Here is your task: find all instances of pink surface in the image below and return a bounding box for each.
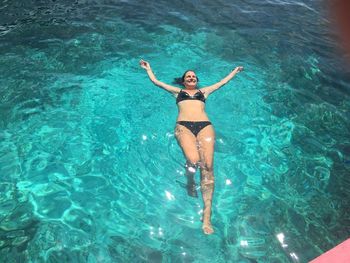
[310,238,350,263]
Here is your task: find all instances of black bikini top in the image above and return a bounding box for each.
[176,89,206,104]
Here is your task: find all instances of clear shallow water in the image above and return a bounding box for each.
[1,0,350,262]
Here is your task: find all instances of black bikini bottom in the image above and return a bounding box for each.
[176,121,212,137]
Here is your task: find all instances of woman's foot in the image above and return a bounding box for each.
[201,206,214,234]
[187,182,198,197]
[202,222,214,235]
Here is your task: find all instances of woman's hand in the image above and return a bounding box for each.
[140,59,151,70]
[233,66,244,73]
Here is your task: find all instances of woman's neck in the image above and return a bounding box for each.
[184,86,197,90]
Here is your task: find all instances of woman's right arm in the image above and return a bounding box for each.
[140,59,181,95]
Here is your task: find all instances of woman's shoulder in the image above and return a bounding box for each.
[198,88,208,97]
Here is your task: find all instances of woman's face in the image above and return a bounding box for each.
[183,71,197,89]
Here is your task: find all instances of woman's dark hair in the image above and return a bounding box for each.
[173,70,199,86]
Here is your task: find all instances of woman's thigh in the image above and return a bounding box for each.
[196,125,215,169]
[174,124,200,163]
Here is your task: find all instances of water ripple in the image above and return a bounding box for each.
[1,0,349,262]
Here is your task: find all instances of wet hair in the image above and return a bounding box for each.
[173,70,199,86]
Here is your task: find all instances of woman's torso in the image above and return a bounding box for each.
[175,89,210,122]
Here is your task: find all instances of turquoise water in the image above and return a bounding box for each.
[1,0,350,262]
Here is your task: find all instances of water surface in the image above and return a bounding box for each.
[1,0,350,262]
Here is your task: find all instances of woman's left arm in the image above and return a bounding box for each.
[200,66,243,96]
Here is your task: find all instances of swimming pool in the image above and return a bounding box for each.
[1,0,350,262]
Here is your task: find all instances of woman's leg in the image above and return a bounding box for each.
[196,125,215,234]
[175,124,201,197]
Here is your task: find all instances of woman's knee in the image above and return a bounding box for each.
[199,162,213,172]
[200,163,214,182]
[185,159,200,174]
[186,154,201,166]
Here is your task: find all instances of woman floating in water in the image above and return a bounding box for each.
[140,59,243,235]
